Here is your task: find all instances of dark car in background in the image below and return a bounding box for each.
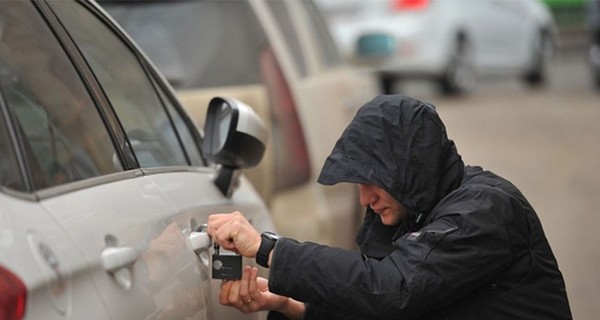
[587,0,600,88]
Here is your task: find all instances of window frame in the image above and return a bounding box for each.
[47,0,207,168]
[96,0,207,168]
[37,0,137,171]
[0,85,32,197]
[0,0,131,198]
[266,0,309,78]
[296,0,343,70]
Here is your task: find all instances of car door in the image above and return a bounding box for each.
[0,1,159,318]
[263,0,378,248]
[0,33,112,317]
[140,75,275,320]
[46,1,274,319]
[491,0,539,69]
[466,0,528,71]
[0,194,113,320]
[295,0,381,246]
[35,1,212,319]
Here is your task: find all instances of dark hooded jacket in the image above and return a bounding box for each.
[267,95,572,320]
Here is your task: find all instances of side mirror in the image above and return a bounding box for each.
[203,97,267,197]
[355,33,395,58]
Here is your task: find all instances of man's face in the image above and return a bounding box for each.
[359,184,408,226]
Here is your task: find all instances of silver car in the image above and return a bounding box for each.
[0,1,273,319]
[317,0,558,95]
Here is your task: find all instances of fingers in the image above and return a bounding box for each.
[207,211,241,236]
[219,267,263,313]
[227,278,242,307]
[219,280,234,306]
[256,276,269,292]
[248,267,259,298]
[207,211,261,257]
[239,266,253,305]
[207,212,243,251]
[207,211,243,240]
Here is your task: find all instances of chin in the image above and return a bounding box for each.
[380,216,400,226]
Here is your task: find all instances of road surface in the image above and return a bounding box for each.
[398,48,599,320]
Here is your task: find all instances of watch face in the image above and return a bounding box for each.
[263,231,280,241]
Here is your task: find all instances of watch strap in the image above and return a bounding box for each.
[256,232,278,268]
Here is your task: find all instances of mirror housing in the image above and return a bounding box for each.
[355,32,395,58]
[203,97,267,197]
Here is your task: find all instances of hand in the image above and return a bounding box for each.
[207,211,261,258]
[220,266,289,314]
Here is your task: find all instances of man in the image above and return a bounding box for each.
[207,95,572,319]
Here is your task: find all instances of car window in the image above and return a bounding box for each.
[49,1,189,168]
[101,1,269,90]
[298,0,342,69]
[0,103,25,191]
[266,0,309,78]
[153,77,204,166]
[0,1,122,191]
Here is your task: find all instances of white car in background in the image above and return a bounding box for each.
[101,0,381,250]
[316,0,558,95]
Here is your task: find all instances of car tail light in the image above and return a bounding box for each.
[259,46,311,190]
[0,265,27,320]
[391,0,430,10]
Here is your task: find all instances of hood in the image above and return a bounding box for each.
[317,95,464,256]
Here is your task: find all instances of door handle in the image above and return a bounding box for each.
[101,246,137,273]
[190,225,211,268]
[189,231,211,253]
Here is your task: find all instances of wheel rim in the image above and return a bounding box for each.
[445,39,476,93]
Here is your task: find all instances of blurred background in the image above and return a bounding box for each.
[319,0,600,320]
[102,0,598,318]
[319,0,598,319]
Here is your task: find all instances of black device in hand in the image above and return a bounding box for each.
[212,243,242,280]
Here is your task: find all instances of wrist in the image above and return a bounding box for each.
[252,233,261,258]
[275,297,305,320]
[256,231,280,268]
[268,250,274,268]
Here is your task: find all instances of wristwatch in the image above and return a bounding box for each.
[256,231,280,268]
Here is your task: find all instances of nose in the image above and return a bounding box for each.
[359,184,377,207]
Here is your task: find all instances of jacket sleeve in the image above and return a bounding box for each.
[267,304,362,320]
[268,188,517,318]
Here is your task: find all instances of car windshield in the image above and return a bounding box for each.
[101,0,268,90]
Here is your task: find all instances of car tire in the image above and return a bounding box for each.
[523,29,552,87]
[380,73,397,94]
[438,36,476,96]
[590,42,600,90]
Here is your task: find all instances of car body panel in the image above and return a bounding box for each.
[40,173,209,320]
[147,171,273,320]
[0,192,112,319]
